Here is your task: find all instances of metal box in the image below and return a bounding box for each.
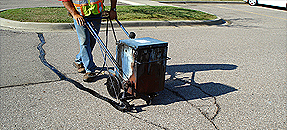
[116,37,168,95]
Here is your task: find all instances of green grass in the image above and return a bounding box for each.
[117,6,217,21]
[0,6,217,23]
[0,7,71,23]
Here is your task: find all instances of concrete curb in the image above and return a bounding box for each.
[0,7,225,32]
[108,18,225,27]
[0,17,75,31]
[0,17,225,32]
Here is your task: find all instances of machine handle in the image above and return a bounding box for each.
[115,19,136,39]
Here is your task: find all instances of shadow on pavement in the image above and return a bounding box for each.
[37,33,238,112]
[37,33,122,110]
[152,64,238,105]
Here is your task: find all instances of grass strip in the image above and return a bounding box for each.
[0,6,217,23]
[0,7,70,23]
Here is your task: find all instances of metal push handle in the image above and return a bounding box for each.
[115,19,136,39]
[83,17,138,80]
[83,17,135,39]
[84,18,127,79]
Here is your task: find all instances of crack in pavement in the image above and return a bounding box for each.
[36,33,167,129]
[0,80,62,89]
[164,64,238,129]
[36,32,226,129]
[36,32,120,108]
[127,113,168,130]
[165,77,220,130]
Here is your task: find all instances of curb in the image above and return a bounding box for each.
[0,7,225,32]
[0,17,225,32]
[0,8,75,32]
[0,17,75,31]
[108,18,225,27]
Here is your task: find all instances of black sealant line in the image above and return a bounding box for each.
[37,33,66,80]
[36,33,167,129]
[36,33,119,109]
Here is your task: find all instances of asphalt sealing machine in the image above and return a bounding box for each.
[85,17,169,111]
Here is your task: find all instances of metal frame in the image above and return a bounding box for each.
[85,17,142,111]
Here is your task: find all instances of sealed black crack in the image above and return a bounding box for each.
[36,33,166,129]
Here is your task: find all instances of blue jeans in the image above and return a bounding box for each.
[73,14,101,73]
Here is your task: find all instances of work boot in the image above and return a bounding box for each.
[73,62,85,73]
[83,72,97,82]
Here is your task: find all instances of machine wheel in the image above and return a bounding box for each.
[248,0,257,6]
[142,93,159,105]
[118,100,132,111]
[141,95,153,105]
[106,75,121,99]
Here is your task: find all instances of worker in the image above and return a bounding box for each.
[59,0,117,82]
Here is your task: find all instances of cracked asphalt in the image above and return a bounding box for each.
[1,0,286,129]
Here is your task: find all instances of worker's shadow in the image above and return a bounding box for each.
[152,64,238,105]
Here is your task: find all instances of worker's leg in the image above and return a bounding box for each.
[74,19,97,73]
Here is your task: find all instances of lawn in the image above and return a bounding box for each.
[0,6,217,23]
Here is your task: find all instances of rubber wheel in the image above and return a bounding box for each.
[248,0,257,6]
[106,75,121,99]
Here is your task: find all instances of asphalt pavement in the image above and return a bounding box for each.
[0,0,286,129]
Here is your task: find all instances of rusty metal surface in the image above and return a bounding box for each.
[117,37,168,95]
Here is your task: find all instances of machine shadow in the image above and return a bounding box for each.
[151,64,238,105]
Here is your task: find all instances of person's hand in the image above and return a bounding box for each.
[109,10,117,20]
[73,14,86,26]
